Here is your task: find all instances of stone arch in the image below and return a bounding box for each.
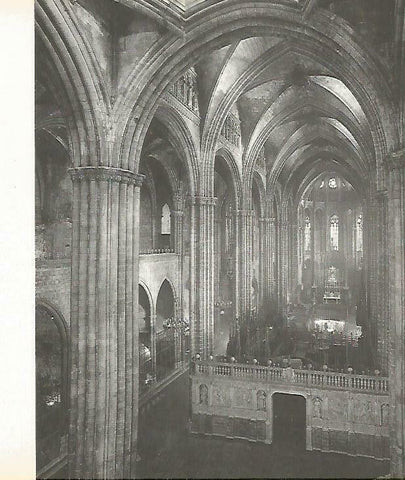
[252,171,266,218]
[35,299,70,469]
[143,153,177,208]
[112,5,397,183]
[288,158,367,208]
[138,281,155,321]
[156,278,177,332]
[154,102,199,197]
[36,1,107,165]
[139,180,155,252]
[258,126,369,199]
[214,147,243,208]
[35,298,69,381]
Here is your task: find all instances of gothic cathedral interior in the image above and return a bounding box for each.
[35,0,405,478]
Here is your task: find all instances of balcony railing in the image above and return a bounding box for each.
[140,248,175,254]
[193,360,389,394]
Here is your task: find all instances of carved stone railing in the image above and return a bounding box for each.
[140,248,175,254]
[220,113,241,147]
[193,361,389,394]
[168,68,199,114]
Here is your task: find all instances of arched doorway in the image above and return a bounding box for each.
[214,153,239,355]
[35,303,68,471]
[139,284,153,392]
[272,393,306,450]
[156,279,176,380]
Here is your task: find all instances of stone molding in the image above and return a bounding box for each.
[189,195,218,206]
[384,149,405,171]
[237,209,254,217]
[69,166,145,186]
[171,210,184,217]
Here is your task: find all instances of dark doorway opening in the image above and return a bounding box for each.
[272,393,306,450]
[156,279,176,380]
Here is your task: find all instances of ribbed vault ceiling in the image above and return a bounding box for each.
[194,32,376,190]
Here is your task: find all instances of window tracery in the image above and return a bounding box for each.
[330,214,339,251]
[161,203,171,235]
[356,214,363,252]
[220,113,241,147]
[304,216,311,252]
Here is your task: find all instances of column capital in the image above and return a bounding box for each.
[171,210,184,218]
[194,196,218,206]
[237,209,254,217]
[384,149,405,172]
[375,189,388,200]
[173,192,185,210]
[69,166,145,186]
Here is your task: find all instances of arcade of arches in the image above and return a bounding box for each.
[35,0,405,478]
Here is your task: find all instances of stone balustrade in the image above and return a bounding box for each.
[193,360,389,394]
[140,248,175,254]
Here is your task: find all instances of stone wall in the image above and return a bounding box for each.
[139,253,185,316]
[190,369,390,460]
[35,259,71,326]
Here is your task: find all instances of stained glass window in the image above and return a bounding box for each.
[356,214,363,252]
[161,203,171,234]
[304,216,311,251]
[330,214,339,250]
[329,177,337,189]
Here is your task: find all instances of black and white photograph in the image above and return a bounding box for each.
[1,0,405,478]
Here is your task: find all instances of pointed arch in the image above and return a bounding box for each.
[36,0,107,165]
[214,147,243,208]
[154,101,199,197]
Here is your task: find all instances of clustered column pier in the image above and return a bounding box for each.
[68,167,144,479]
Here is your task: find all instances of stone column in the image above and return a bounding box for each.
[172,199,184,320]
[69,167,144,479]
[258,217,267,306]
[297,225,303,289]
[196,196,217,357]
[233,207,240,319]
[237,209,253,314]
[268,217,277,307]
[173,297,183,369]
[150,313,157,379]
[364,195,380,367]
[214,216,222,305]
[172,206,184,256]
[375,190,389,373]
[279,203,290,309]
[384,150,405,478]
[188,196,197,356]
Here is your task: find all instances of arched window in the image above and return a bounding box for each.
[161,203,171,235]
[330,214,339,251]
[199,384,208,405]
[356,214,363,252]
[328,177,337,189]
[327,265,338,285]
[257,390,267,411]
[304,216,311,252]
